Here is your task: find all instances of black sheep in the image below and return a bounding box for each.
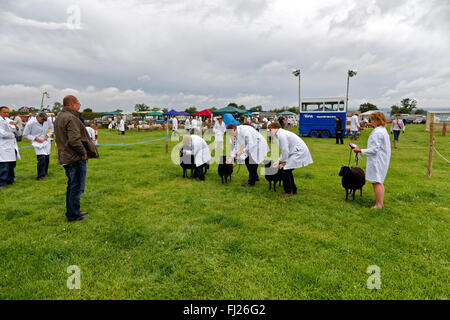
[218,156,233,184]
[263,160,283,192]
[180,148,209,178]
[180,148,195,178]
[339,166,366,200]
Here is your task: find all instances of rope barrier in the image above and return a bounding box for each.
[99,131,165,139]
[434,147,450,163]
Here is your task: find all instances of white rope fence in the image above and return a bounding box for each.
[434,147,450,163]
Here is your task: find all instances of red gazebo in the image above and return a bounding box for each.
[193,109,212,119]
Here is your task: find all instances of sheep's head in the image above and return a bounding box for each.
[263,160,273,168]
[339,166,351,176]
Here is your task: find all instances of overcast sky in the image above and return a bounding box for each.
[1,0,449,112]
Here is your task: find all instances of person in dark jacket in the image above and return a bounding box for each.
[335,116,344,145]
[54,95,99,222]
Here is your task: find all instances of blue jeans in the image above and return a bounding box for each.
[64,160,87,221]
[393,130,401,141]
[0,161,16,186]
[37,155,50,179]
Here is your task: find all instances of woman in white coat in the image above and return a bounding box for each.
[182,134,211,181]
[23,112,53,180]
[354,112,391,209]
[0,106,21,189]
[213,116,227,152]
[226,123,269,187]
[269,122,313,197]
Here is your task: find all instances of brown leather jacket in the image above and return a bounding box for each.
[54,107,99,165]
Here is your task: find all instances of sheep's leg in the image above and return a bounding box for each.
[360,188,363,197]
[279,180,282,187]
[352,189,356,200]
[229,175,232,182]
[345,189,348,200]
[221,176,224,184]
[269,181,271,190]
[183,168,186,178]
[274,182,277,192]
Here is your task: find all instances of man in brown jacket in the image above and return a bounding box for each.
[55,95,99,222]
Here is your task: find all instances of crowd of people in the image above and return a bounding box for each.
[1,95,395,224]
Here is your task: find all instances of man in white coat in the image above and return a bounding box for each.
[0,106,21,189]
[191,117,199,134]
[268,122,313,197]
[23,112,53,180]
[213,116,227,152]
[182,134,211,181]
[184,117,191,133]
[171,115,179,138]
[226,123,269,187]
[350,112,360,140]
[117,116,125,135]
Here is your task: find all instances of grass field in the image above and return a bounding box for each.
[0,124,448,300]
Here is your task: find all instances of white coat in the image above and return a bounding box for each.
[350,115,359,131]
[118,120,125,131]
[0,117,21,162]
[185,119,190,130]
[23,119,53,155]
[191,119,198,129]
[275,129,313,170]
[362,126,391,184]
[213,121,226,142]
[185,135,211,167]
[172,118,178,131]
[86,127,96,143]
[233,125,269,164]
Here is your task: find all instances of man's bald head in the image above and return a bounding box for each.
[63,95,80,111]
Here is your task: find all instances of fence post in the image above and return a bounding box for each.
[427,113,435,178]
[166,117,169,154]
[443,123,447,137]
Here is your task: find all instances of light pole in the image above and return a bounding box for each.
[346,70,357,110]
[40,91,50,111]
[292,69,301,114]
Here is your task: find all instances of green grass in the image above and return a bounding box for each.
[0,125,448,299]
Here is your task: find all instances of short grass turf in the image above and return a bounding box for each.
[0,124,448,299]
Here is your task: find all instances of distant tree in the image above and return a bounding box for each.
[227,103,238,108]
[415,108,426,115]
[151,107,160,112]
[359,102,378,114]
[400,98,417,113]
[390,105,409,116]
[237,105,246,110]
[162,108,168,113]
[135,103,150,112]
[185,107,197,114]
[210,107,217,112]
[250,106,263,111]
[114,109,123,113]
[52,102,62,114]
[83,108,93,113]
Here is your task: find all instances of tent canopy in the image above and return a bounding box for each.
[213,106,247,115]
[193,109,212,118]
[278,111,297,116]
[164,109,191,116]
[223,113,241,126]
[103,112,123,116]
[146,111,163,116]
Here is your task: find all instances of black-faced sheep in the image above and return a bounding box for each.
[180,148,195,178]
[263,160,283,192]
[339,166,366,200]
[218,156,233,184]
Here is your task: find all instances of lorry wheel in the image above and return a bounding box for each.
[310,131,319,138]
[321,131,330,138]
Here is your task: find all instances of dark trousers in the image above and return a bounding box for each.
[0,161,16,186]
[64,160,87,221]
[336,132,344,144]
[37,155,50,179]
[245,156,259,185]
[282,169,297,194]
[194,165,205,181]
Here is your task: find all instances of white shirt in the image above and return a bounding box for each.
[172,118,178,131]
[362,126,391,184]
[118,120,125,131]
[232,125,269,164]
[0,116,21,162]
[185,135,211,167]
[191,119,198,129]
[275,129,313,170]
[391,119,405,132]
[213,121,227,142]
[85,127,96,143]
[23,119,53,155]
[185,119,190,130]
[350,115,359,131]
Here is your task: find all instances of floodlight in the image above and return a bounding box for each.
[292,69,301,77]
